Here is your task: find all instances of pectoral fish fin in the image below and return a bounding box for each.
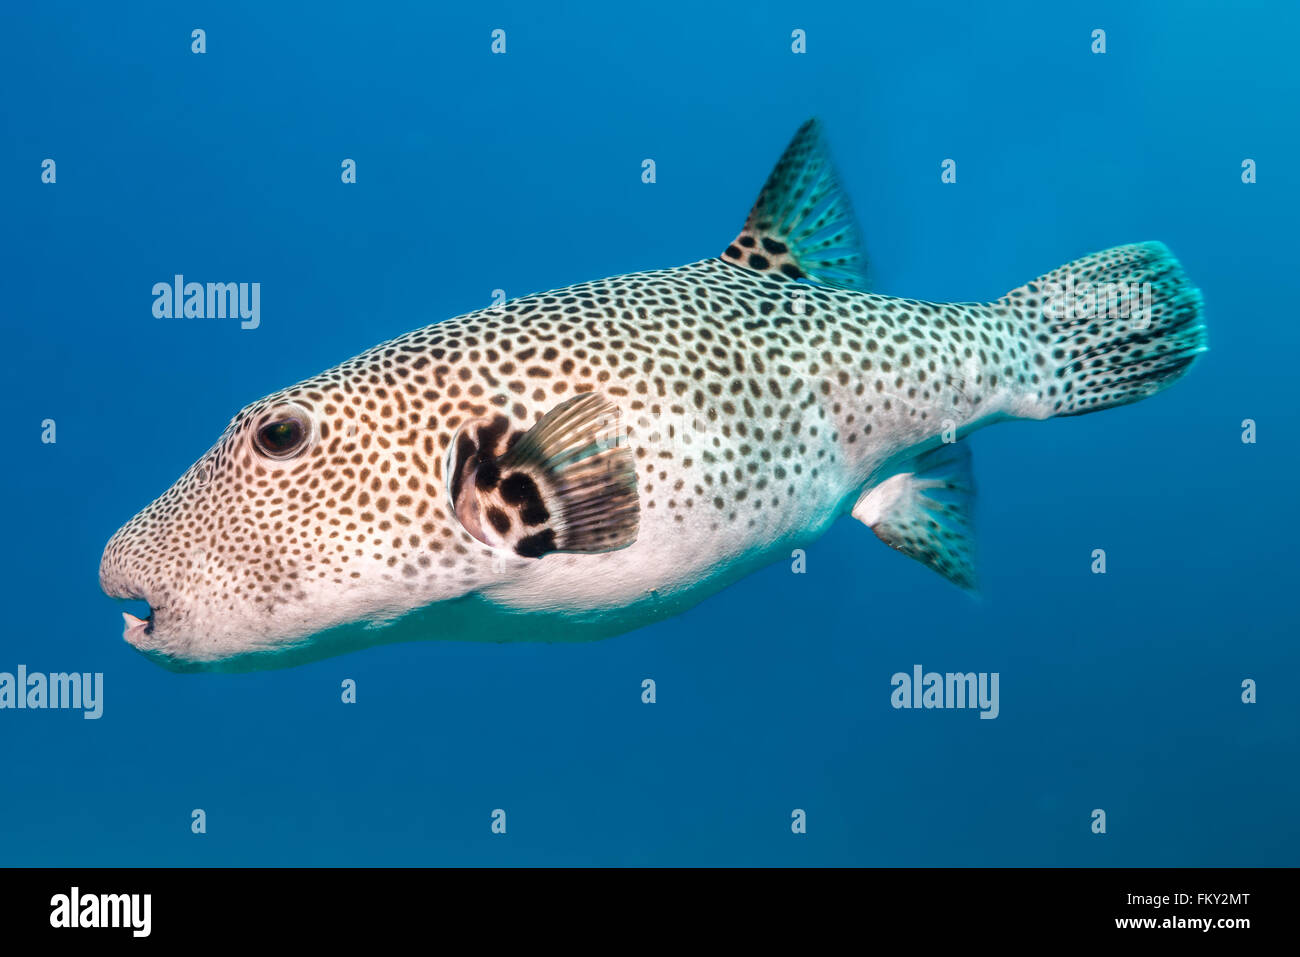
[852,441,976,590]
[720,117,871,291]
[449,392,639,558]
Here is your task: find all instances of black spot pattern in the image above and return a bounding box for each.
[500,473,550,526]
[516,529,557,558]
[99,227,1202,664]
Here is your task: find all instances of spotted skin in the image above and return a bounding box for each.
[100,126,1205,670]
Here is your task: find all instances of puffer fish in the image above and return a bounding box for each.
[100,119,1207,671]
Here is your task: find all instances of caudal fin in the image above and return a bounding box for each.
[1001,242,1206,418]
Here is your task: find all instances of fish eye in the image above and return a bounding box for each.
[252,405,314,460]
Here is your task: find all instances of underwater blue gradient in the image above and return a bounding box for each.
[1,0,1297,865]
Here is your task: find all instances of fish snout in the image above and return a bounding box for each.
[99,529,161,649]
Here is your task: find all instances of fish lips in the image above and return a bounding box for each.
[101,576,163,652]
[112,596,167,655]
[121,608,156,645]
[113,600,211,669]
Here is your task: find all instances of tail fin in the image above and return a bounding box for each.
[1001,242,1206,418]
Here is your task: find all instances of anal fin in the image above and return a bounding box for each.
[852,441,976,590]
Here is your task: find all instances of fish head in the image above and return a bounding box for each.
[98,366,504,670]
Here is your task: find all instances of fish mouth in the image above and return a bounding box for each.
[108,589,160,650]
[122,607,155,642]
[100,531,169,652]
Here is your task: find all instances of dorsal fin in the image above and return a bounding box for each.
[720,118,871,291]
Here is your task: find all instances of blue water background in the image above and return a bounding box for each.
[2,0,1296,864]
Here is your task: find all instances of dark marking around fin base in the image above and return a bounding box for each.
[719,117,871,292]
[449,392,640,559]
